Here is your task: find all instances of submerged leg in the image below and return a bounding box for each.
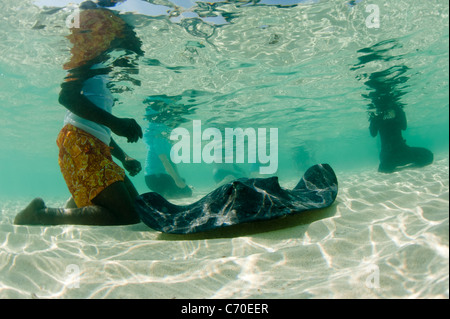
[145,174,192,199]
[14,181,140,226]
[406,146,433,168]
[378,146,433,173]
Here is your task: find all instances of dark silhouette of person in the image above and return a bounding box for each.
[369,103,433,173]
[354,40,433,173]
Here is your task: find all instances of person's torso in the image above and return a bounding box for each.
[64,71,114,145]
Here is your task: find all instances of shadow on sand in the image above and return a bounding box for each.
[130,203,338,241]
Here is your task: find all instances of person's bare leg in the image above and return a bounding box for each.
[91,180,139,225]
[123,175,139,200]
[14,200,121,226]
[14,181,140,226]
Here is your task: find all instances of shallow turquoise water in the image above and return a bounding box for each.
[1,0,448,198]
[0,0,448,299]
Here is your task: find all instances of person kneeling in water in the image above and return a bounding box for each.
[369,105,433,173]
[15,0,144,225]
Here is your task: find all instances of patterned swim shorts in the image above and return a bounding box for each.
[56,124,125,207]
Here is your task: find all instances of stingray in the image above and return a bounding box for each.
[135,163,338,234]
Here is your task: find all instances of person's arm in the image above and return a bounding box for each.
[369,114,379,137]
[110,138,142,176]
[158,154,187,189]
[397,107,407,131]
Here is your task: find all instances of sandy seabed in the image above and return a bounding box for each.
[0,157,448,299]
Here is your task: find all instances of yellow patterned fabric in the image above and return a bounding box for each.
[56,124,125,207]
[64,8,125,70]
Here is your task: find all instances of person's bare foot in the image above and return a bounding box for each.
[14,198,47,225]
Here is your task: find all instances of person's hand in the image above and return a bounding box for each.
[110,118,143,143]
[122,156,142,176]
